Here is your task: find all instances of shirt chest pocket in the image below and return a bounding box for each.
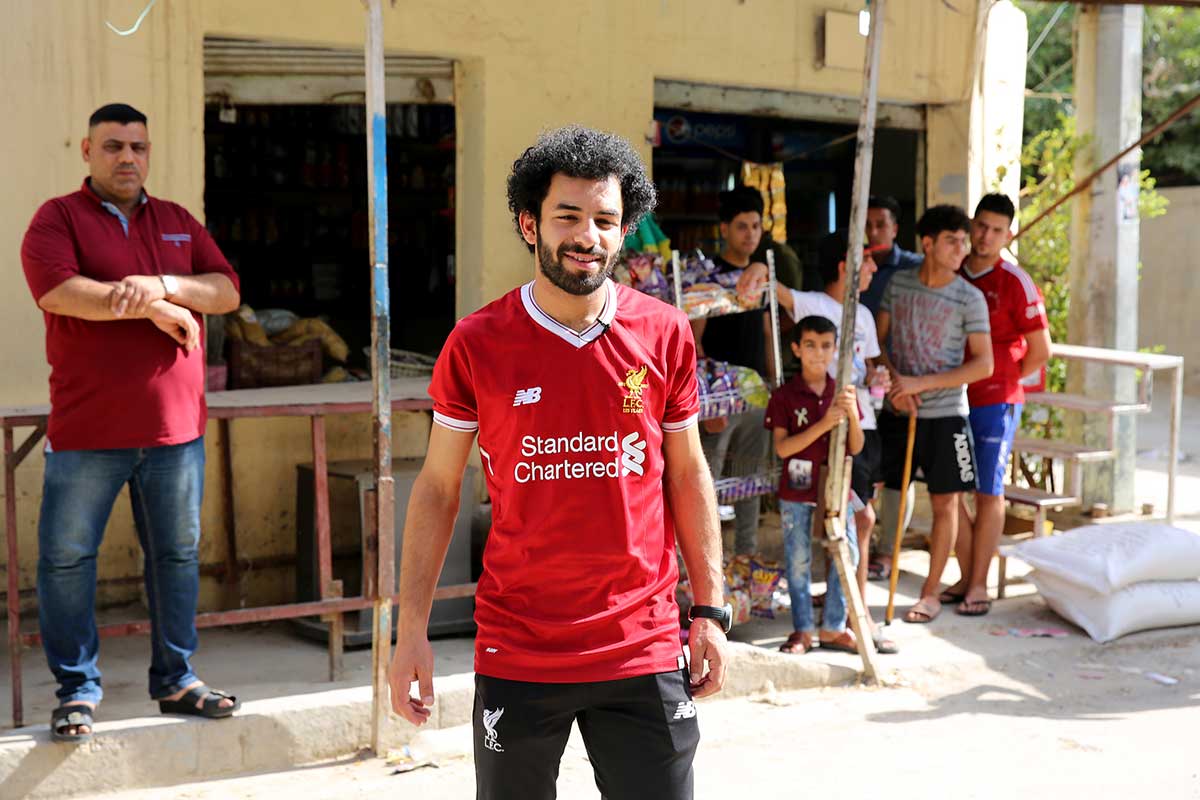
[154,233,195,275]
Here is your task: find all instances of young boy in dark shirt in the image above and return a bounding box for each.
[765,316,863,655]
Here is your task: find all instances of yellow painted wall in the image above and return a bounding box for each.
[1,0,1015,612]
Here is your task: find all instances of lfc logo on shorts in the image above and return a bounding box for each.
[618,364,649,415]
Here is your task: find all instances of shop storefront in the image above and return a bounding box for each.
[202,37,457,388]
[650,81,925,291]
[2,0,1026,618]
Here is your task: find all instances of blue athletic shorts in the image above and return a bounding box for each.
[969,403,1022,496]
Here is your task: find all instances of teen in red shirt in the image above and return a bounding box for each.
[388,126,727,800]
[949,193,1051,618]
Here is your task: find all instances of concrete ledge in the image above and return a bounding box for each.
[0,643,853,798]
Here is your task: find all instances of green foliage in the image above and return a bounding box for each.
[1015,1,1200,186]
[1006,115,1167,486]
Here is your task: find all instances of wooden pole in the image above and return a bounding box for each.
[825,457,880,683]
[820,0,886,682]
[885,413,917,625]
[363,0,395,756]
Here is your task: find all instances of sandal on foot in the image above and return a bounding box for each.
[51,704,94,743]
[938,587,967,604]
[779,631,812,655]
[872,632,900,654]
[818,632,860,654]
[956,598,992,617]
[867,559,889,581]
[158,685,240,718]
[904,598,942,624]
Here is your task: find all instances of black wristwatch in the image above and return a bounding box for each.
[688,603,733,634]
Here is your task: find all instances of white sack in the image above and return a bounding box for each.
[1029,571,1200,643]
[1000,522,1200,593]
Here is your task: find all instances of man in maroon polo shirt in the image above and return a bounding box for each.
[20,103,241,742]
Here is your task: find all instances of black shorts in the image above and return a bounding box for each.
[473,668,700,800]
[879,411,978,495]
[851,429,882,502]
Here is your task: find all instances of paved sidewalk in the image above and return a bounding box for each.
[2,390,1197,798]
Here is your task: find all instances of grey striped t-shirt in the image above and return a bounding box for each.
[881,268,990,418]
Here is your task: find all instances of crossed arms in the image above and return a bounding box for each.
[38,273,240,351]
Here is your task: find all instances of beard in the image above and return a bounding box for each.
[536,229,614,296]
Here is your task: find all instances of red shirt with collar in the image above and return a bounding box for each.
[764,373,844,504]
[430,279,700,683]
[20,179,239,450]
[963,257,1048,407]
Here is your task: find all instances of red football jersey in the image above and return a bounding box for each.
[430,279,700,683]
[964,258,1048,407]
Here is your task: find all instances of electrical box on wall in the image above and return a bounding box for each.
[822,10,868,71]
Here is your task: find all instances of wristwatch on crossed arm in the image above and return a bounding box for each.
[688,603,733,634]
[160,274,179,299]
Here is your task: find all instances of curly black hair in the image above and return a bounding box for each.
[917,204,971,241]
[506,126,657,252]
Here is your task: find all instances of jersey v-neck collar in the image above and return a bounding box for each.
[963,256,1003,281]
[520,279,618,349]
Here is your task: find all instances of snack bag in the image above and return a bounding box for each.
[724,554,753,592]
[749,558,784,619]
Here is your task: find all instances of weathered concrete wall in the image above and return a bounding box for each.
[1139,186,1200,395]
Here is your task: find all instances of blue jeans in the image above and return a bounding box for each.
[37,437,205,705]
[779,499,859,634]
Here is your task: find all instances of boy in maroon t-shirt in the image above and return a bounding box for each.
[764,316,863,655]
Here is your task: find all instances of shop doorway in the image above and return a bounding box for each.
[651,102,922,291]
[203,37,456,385]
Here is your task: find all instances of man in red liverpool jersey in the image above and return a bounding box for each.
[388,126,728,800]
[947,193,1051,617]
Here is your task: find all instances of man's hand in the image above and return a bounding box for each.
[889,373,927,401]
[108,275,167,318]
[889,392,920,416]
[146,301,200,351]
[736,262,768,303]
[388,632,436,725]
[687,617,728,699]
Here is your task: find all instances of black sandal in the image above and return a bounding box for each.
[51,704,95,743]
[158,685,240,718]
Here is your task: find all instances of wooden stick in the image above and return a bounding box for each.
[885,412,918,624]
[825,456,879,684]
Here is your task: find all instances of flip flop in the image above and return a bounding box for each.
[158,684,240,719]
[938,588,967,604]
[867,559,889,581]
[904,598,941,624]
[956,598,992,617]
[51,704,95,743]
[818,633,860,654]
[779,631,812,655]
[872,630,900,654]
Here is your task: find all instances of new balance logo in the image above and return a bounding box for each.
[485,647,499,654]
[482,707,505,752]
[672,700,697,720]
[513,387,542,406]
[620,432,647,477]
